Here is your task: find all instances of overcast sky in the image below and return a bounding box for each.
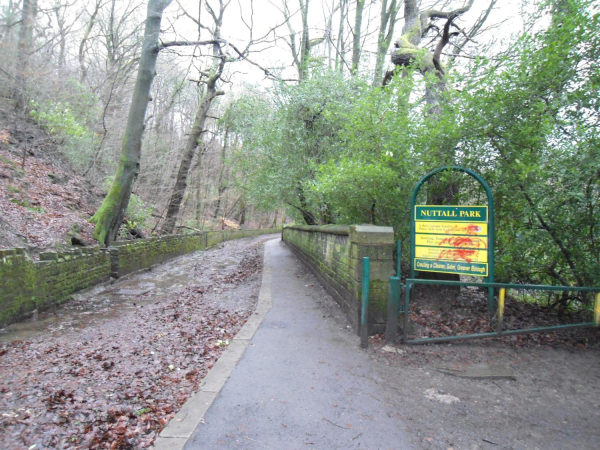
[162,0,527,89]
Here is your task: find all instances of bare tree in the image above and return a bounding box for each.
[212,127,233,220]
[350,0,365,74]
[159,0,289,233]
[281,0,325,81]
[335,0,348,72]
[373,0,401,85]
[159,0,229,235]
[79,0,105,81]
[50,0,80,71]
[389,0,474,116]
[13,0,38,110]
[90,0,173,246]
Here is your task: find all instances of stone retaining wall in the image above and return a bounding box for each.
[283,224,394,333]
[0,229,278,327]
[111,229,277,278]
[0,246,111,326]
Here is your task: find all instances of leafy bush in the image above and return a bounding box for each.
[228,0,600,309]
[123,193,155,233]
[29,79,99,171]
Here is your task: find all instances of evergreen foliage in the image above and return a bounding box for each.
[228,0,600,305]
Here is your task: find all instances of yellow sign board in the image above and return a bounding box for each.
[413,204,490,277]
[415,246,488,263]
[415,222,487,236]
[415,234,488,249]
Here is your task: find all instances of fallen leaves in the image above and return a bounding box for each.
[0,241,265,448]
[0,148,97,250]
[378,286,600,358]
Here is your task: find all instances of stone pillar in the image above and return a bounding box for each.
[349,225,395,334]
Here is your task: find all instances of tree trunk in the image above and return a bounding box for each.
[350,0,365,74]
[373,0,399,86]
[213,129,229,220]
[160,65,225,234]
[335,0,347,72]
[90,0,173,246]
[389,0,474,286]
[13,0,37,111]
[161,90,216,234]
[298,0,311,81]
[160,0,228,234]
[79,0,102,82]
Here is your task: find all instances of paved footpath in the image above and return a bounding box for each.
[156,238,412,450]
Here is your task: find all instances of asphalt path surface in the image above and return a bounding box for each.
[184,238,412,449]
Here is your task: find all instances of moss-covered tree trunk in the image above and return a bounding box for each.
[350,0,366,74]
[389,0,473,287]
[389,0,474,186]
[90,0,172,246]
[373,0,400,86]
[212,128,230,220]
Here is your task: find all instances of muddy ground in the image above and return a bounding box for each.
[2,235,599,449]
[295,267,600,450]
[0,234,276,449]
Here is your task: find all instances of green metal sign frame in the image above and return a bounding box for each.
[409,166,496,312]
[382,165,600,345]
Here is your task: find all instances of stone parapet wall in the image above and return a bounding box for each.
[283,225,394,333]
[0,229,279,327]
[109,234,206,278]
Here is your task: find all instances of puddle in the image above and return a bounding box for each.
[212,259,237,270]
[0,292,155,343]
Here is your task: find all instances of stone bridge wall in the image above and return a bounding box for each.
[0,229,278,327]
[282,225,394,333]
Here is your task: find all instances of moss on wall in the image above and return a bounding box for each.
[0,247,111,326]
[0,229,279,327]
[283,225,394,334]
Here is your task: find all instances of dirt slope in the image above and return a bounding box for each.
[0,109,100,252]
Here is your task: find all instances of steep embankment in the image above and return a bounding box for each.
[0,109,100,252]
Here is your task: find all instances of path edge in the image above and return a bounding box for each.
[152,239,276,450]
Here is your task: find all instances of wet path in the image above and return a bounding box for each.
[0,234,278,449]
[0,235,276,342]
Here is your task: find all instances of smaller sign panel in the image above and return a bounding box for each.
[415,222,488,236]
[415,234,488,249]
[414,259,488,276]
[415,246,488,263]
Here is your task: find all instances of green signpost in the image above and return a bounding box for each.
[383,165,600,345]
[410,166,495,312]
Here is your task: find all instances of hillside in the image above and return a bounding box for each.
[0,109,100,253]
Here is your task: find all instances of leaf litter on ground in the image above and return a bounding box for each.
[0,237,267,449]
